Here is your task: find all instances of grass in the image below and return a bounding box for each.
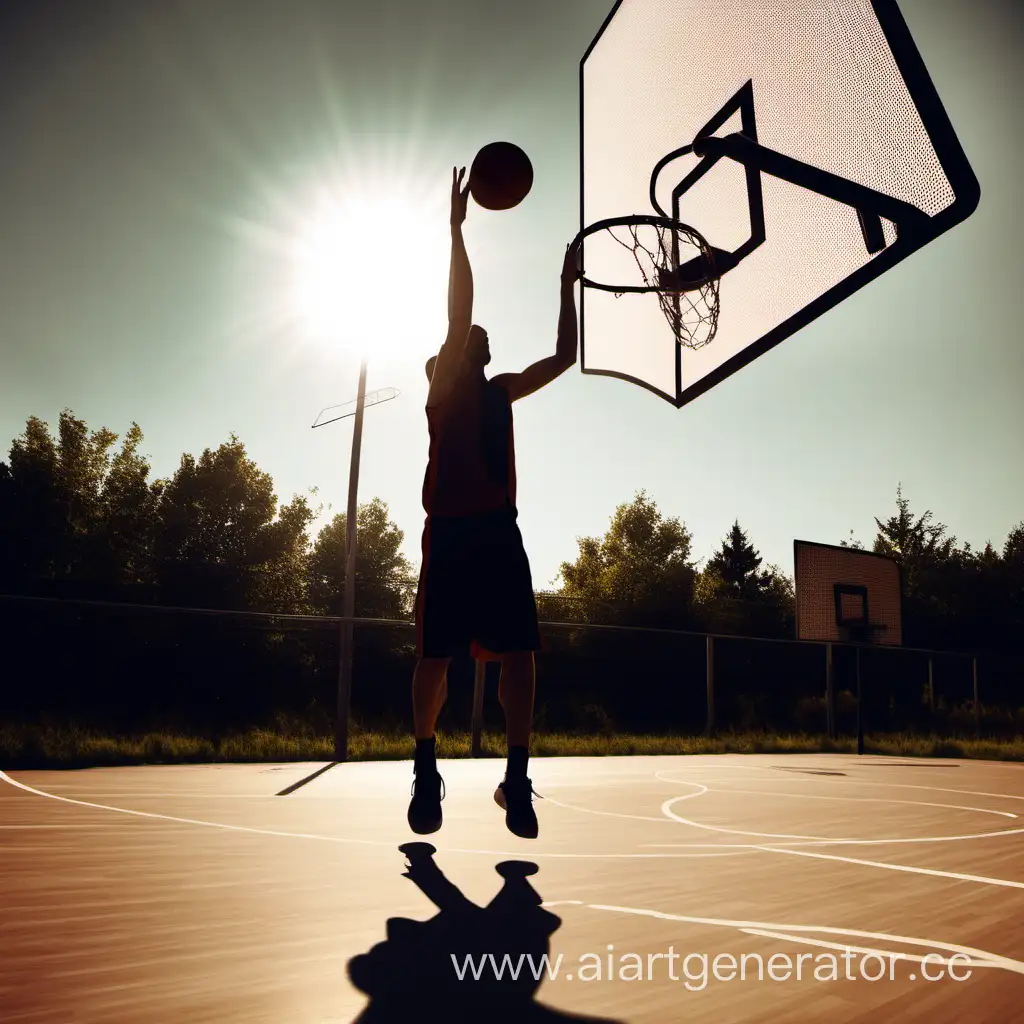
[2,720,1023,769]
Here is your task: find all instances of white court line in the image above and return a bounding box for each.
[835,781,1024,804]
[704,774,1024,805]
[0,824,147,830]
[645,768,1024,885]
[0,770,745,860]
[534,769,1016,833]
[537,799,675,823]
[712,788,1016,818]
[539,779,1004,840]
[659,795,1024,846]
[740,928,1016,971]
[5,767,1021,885]
[29,790,288,798]
[655,765,1024,802]
[753,844,1024,891]
[541,901,1024,975]
[541,781,708,823]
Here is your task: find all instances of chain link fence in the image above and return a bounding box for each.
[1,594,1021,738]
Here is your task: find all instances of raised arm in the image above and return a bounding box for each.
[401,843,479,914]
[426,167,473,407]
[496,242,581,403]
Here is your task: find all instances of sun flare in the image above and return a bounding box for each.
[290,189,448,359]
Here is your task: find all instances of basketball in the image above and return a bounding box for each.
[468,141,534,211]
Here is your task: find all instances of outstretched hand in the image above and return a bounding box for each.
[450,166,470,227]
[561,239,582,284]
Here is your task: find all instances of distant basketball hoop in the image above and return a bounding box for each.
[794,541,902,646]
[834,584,891,644]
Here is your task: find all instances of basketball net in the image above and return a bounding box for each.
[605,220,721,349]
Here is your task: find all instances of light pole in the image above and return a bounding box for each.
[293,188,439,760]
[312,368,400,761]
[336,357,366,760]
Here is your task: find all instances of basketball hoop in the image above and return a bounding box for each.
[832,582,892,645]
[572,215,725,350]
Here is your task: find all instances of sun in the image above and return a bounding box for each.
[289,188,448,361]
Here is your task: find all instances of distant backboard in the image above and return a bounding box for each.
[794,541,902,646]
[580,0,980,406]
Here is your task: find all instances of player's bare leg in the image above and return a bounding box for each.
[413,657,450,739]
[498,650,535,747]
[495,650,538,838]
[408,657,450,835]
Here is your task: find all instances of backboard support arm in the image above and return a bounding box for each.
[693,133,931,250]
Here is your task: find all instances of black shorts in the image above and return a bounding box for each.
[415,506,542,660]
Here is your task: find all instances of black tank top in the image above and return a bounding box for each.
[422,371,517,517]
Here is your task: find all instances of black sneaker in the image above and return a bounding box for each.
[494,775,538,839]
[407,770,444,835]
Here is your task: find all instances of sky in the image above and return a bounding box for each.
[1,0,1022,593]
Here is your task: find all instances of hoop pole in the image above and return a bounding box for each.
[335,356,368,761]
[705,635,715,735]
[825,642,835,739]
[855,646,864,756]
[973,656,980,736]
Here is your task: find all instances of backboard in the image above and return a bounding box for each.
[794,540,902,646]
[580,0,980,406]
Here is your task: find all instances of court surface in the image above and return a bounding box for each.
[2,754,1023,1023]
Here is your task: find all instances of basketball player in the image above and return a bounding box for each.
[408,166,580,839]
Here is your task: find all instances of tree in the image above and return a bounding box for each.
[0,410,151,594]
[868,485,959,645]
[246,492,318,613]
[91,422,164,590]
[306,497,413,619]
[705,521,771,600]
[0,417,59,587]
[864,485,1024,649]
[556,491,697,628]
[872,485,956,597]
[695,521,794,637]
[1002,523,1024,641]
[1004,523,1024,566]
[154,435,314,611]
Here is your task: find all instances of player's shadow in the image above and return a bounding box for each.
[348,843,622,1023]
